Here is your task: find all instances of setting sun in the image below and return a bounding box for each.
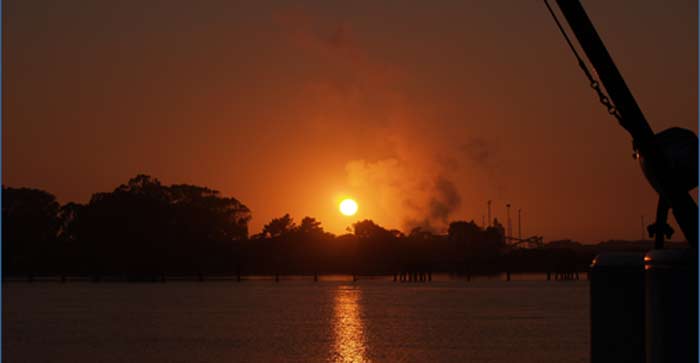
[339,198,358,216]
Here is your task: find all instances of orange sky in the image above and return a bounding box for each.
[3,1,697,242]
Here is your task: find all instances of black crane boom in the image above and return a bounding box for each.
[554,0,698,247]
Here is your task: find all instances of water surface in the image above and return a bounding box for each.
[3,279,588,362]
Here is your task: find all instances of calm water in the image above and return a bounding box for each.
[3,278,589,363]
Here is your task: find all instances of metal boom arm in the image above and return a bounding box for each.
[555,0,698,246]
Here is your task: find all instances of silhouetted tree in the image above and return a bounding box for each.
[352,219,401,273]
[262,213,296,238]
[68,175,250,276]
[353,219,394,241]
[389,229,405,238]
[2,178,600,277]
[2,186,60,273]
[297,216,323,235]
[169,183,250,241]
[57,202,85,242]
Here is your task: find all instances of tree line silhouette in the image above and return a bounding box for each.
[3,174,659,279]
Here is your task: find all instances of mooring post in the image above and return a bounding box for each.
[589,252,645,363]
[645,249,698,362]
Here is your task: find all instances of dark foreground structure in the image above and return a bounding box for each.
[546,1,698,362]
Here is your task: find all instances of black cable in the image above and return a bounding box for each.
[544,0,595,82]
[544,0,623,124]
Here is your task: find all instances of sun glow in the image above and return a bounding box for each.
[339,198,358,216]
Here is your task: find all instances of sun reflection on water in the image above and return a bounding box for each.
[331,286,369,363]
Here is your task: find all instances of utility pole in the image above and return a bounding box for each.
[518,208,522,241]
[506,204,512,241]
[487,200,492,227]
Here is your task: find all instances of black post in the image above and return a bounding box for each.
[645,249,698,363]
[590,253,646,363]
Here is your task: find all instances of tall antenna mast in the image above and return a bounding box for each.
[487,200,492,227]
[518,208,522,241]
[506,204,512,241]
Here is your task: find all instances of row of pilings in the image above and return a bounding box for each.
[393,271,432,282]
[546,271,582,281]
[5,270,588,283]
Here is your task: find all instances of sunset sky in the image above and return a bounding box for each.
[3,0,697,242]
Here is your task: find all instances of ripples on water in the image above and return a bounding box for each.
[3,279,588,363]
[332,286,367,362]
